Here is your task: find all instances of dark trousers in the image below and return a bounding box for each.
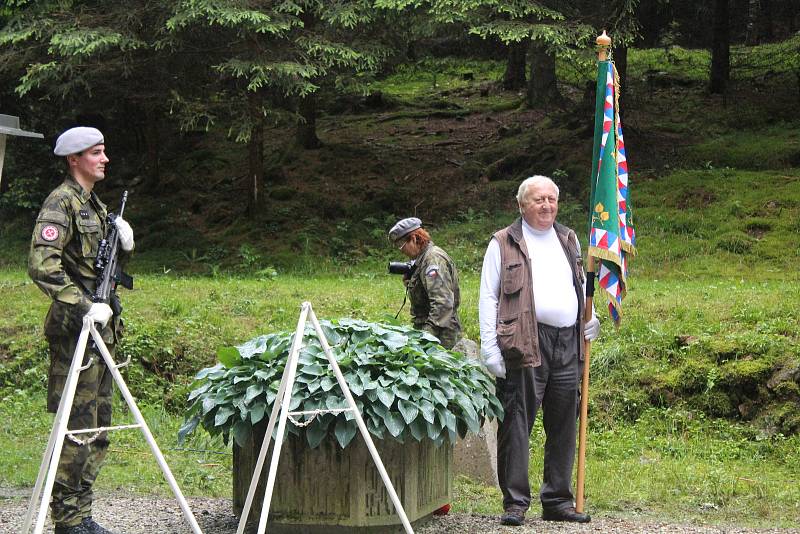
[496,322,581,513]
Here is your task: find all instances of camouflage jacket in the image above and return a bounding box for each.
[407,243,462,349]
[28,177,128,342]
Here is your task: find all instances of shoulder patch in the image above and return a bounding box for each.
[41,225,60,242]
[426,264,439,277]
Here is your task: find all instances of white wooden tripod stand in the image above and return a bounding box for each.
[236,302,414,534]
[21,316,203,534]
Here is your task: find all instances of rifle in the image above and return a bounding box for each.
[93,191,134,315]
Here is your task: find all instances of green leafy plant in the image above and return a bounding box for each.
[237,244,262,271]
[179,319,503,449]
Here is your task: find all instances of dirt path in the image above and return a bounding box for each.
[2,492,796,534]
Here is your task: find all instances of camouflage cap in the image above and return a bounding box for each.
[53,127,104,156]
[388,217,422,243]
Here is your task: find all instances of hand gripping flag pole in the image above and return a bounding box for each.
[576,30,637,513]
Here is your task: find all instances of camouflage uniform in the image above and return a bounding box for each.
[407,243,462,349]
[28,176,126,528]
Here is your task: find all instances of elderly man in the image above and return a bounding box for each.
[28,126,134,534]
[479,175,600,527]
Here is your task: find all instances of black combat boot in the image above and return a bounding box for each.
[53,522,93,534]
[81,517,119,534]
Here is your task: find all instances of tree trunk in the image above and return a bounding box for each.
[526,42,560,108]
[637,1,671,48]
[247,93,265,215]
[296,95,321,149]
[744,0,773,44]
[502,41,527,90]
[760,0,773,40]
[710,0,730,95]
[745,0,760,44]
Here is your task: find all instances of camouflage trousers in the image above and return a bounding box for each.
[418,323,461,350]
[47,333,114,528]
[436,328,461,350]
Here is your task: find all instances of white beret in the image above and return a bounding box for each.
[388,217,422,242]
[53,127,104,156]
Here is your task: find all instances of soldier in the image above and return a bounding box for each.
[28,126,134,534]
[388,217,462,349]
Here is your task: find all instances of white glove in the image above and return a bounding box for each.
[584,314,600,341]
[85,303,113,327]
[115,217,134,252]
[484,352,507,379]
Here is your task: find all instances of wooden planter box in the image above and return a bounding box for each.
[233,420,452,533]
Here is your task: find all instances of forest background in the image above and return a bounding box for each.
[1,0,799,529]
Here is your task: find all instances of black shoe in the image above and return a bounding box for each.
[500,508,525,526]
[542,506,591,523]
[81,517,119,534]
[54,523,93,534]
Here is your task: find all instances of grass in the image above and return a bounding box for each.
[0,270,412,411]
[684,127,800,170]
[631,168,800,276]
[369,57,506,103]
[2,389,798,527]
[1,262,799,526]
[368,38,800,116]
[0,390,231,498]
[457,412,800,528]
[576,411,800,528]
[2,167,799,421]
[627,38,800,82]
[2,42,800,528]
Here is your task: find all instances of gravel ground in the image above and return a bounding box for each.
[2,492,797,534]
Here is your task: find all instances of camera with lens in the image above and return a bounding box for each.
[388,260,416,276]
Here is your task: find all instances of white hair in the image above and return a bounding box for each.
[516,175,559,213]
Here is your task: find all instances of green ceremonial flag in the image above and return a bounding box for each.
[588,59,635,325]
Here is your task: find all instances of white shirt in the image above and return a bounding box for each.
[526,224,579,327]
[479,220,583,375]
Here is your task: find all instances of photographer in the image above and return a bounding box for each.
[388,217,462,349]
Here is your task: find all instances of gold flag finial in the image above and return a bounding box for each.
[597,31,612,61]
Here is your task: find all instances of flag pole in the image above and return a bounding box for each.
[576,257,595,514]
[576,30,612,514]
